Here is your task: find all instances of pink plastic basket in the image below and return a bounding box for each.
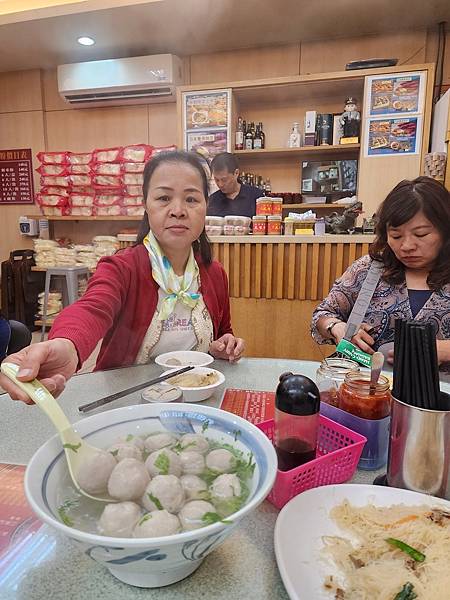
[257,415,367,509]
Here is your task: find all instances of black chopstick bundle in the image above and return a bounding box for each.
[393,319,444,411]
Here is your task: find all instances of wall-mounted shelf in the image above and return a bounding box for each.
[25,215,142,222]
[282,203,348,209]
[234,144,360,159]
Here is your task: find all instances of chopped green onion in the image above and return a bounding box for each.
[147,493,163,510]
[385,538,425,562]
[63,442,81,452]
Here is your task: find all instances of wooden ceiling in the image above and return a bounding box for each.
[0,0,449,72]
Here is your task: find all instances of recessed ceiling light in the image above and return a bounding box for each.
[77,36,95,46]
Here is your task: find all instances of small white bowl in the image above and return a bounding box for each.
[163,366,225,402]
[155,350,214,370]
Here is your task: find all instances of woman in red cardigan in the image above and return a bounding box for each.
[2,151,244,403]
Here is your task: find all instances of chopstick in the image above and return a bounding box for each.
[78,365,194,413]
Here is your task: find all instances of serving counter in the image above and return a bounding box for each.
[209,234,375,361]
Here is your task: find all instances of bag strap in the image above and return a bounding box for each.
[344,259,384,341]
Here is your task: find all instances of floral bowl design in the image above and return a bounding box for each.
[25,403,277,588]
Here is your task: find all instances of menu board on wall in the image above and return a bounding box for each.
[367,72,425,117]
[365,116,421,157]
[183,89,231,160]
[0,148,35,205]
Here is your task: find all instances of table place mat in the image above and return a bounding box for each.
[220,388,275,424]
[0,463,42,565]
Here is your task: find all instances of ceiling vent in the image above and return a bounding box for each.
[57,54,184,107]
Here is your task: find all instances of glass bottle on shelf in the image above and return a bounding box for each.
[288,122,302,148]
[264,178,272,194]
[253,123,263,149]
[258,122,265,149]
[235,116,244,150]
[245,122,254,150]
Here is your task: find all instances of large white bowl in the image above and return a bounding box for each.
[155,350,214,369]
[25,403,277,588]
[162,366,225,402]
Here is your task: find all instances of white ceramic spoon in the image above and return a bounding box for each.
[1,362,116,503]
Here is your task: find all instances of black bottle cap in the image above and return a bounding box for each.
[275,373,320,416]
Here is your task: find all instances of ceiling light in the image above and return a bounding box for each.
[77,36,95,46]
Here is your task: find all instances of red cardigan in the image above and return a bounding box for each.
[49,244,233,370]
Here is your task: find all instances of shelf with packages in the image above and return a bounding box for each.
[281,203,348,210]
[25,215,142,222]
[233,144,360,160]
[35,318,55,328]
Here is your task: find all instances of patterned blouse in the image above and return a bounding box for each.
[311,255,450,370]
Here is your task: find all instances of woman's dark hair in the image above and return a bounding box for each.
[369,176,450,290]
[136,150,212,264]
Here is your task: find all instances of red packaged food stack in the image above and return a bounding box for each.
[121,144,153,163]
[36,151,68,165]
[36,164,69,176]
[68,152,92,165]
[92,147,122,163]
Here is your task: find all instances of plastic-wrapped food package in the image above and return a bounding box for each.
[123,205,145,216]
[223,215,251,227]
[40,206,69,216]
[93,163,122,175]
[37,151,68,165]
[93,235,119,257]
[93,175,122,187]
[122,195,144,206]
[71,206,94,217]
[40,176,70,187]
[70,174,92,187]
[36,164,69,176]
[55,247,78,266]
[95,205,122,216]
[94,194,122,206]
[123,162,145,173]
[70,194,94,207]
[41,186,70,197]
[69,164,91,174]
[75,245,97,269]
[123,173,143,185]
[205,225,223,235]
[33,239,58,268]
[68,152,92,165]
[37,291,62,317]
[36,194,68,207]
[205,216,225,226]
[152,145,177,155]
[121,144,153,162]
[93,147,122,163]
[124,185,142,196]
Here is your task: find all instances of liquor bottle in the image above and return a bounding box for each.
[264,178,272,194]
[258,122,266,149]
[288,122,301,148]
[245,123,254,150]
[240,172,246,184]
[253,123,263,149]
[235,116,244,150]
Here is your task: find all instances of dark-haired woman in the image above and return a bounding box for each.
[1,151,244,403]
[311,176,450,370]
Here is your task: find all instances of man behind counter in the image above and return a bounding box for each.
[207,153,262,218]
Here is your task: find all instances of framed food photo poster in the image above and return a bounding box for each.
[365,115,422,157]
[366,71,426,117]
[183,89,231,160]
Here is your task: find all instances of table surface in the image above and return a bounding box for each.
[0,358,387,600]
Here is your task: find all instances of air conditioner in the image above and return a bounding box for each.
[57,54,184,106]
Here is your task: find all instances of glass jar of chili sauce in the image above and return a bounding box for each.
[339,371,391,420]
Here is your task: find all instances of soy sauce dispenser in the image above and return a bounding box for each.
[274,373,320,471]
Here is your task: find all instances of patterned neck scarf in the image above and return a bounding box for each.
[143,231,200,321]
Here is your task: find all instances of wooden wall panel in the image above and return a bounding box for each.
[45,105,149,150]
[190,44,301,84]
[0,111,45,263]
[300,31,427,75]
[148,103,178,146]
[230,297,330,361]
[0,69,42,113]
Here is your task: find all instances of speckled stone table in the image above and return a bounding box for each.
[0,358,382,600]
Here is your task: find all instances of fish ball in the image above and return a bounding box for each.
[141,475,185,513]
[144,432,177,453]
[98,501,141,537]
[108,458,150,501]
[179,500,216,531]
[116,434,145,450]
[210,473,241,500]
[133,510,180,538]
[179,433,210,454]
[206,449,235,473]
[77,449,117,495]
[180,475,208,501]
[107,442,143,462]
[179,450,205,475]
[145,448,182,477]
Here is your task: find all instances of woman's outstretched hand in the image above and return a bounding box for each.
[0,338,79,404]
[209,334,245,362]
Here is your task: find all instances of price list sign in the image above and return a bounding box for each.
[0,148,35,205]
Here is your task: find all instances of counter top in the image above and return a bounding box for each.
[209,234,375,243]
[0,358,382,600]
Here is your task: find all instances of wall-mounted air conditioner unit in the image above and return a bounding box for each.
[57,54,184,107]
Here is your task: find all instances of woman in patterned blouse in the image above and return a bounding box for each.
[312,176,450,370]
